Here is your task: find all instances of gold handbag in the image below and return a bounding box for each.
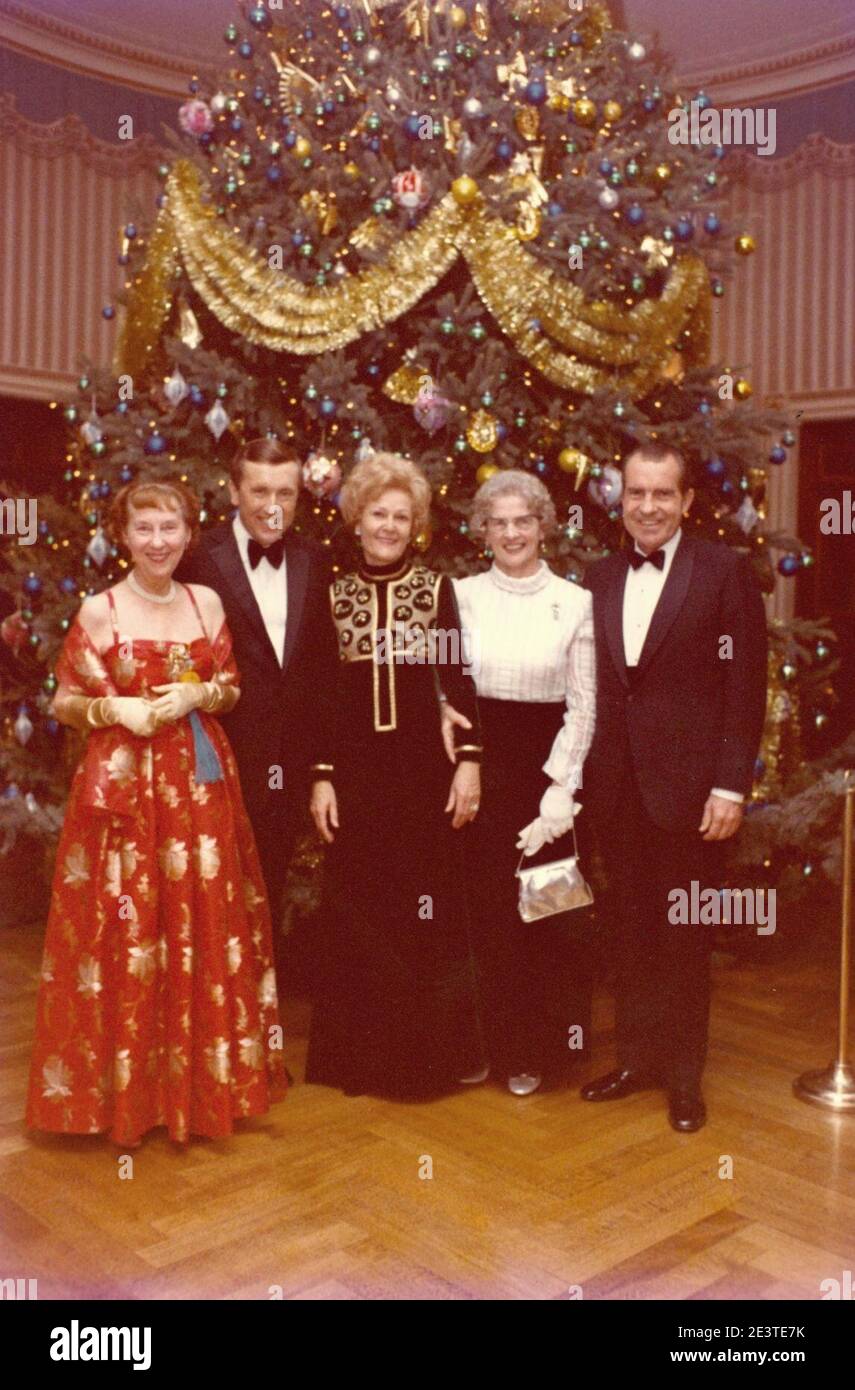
[516,824,594,923]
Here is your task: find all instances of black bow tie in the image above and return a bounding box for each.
[627,547,665,571]
[248,536,286,570]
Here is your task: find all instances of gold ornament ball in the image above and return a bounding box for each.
[293,136,312,160]
[413,526,432,551]
[451,174,479,206]
[652,162,672,185]
[449,4,468,27]
[735,234,756,256]
[603,100,623,123]
[548,92,571,112]
[476,463,500,485]
[735,378,753,399]
[558,447,589,473]
[343,161,361,179]
[573,98,596,126]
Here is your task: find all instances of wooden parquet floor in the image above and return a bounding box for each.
[1,916,853,1301]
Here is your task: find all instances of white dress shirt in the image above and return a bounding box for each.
[622,526,742,804]
[453,561,596,796]
[232,513,288,665]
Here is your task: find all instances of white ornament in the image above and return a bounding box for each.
[14,708,33,746]
[211,92,228,113]
[164,367,190,407]
[735,496,759,534]
[80,411,103,447]
[86,526,111,568]
[588,464,623,510]
[463,97,484,118]
[205,400,230,440]
[385,82,402,105]
[628,42,646,62]
[356,437,376,464]
[25,791,38,814]
[598,186,620,211]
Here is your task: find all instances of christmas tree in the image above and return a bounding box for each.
[0,0,840,889]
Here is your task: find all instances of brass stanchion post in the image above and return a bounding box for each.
[794,771,855,1109]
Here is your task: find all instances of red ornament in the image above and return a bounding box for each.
[391,167,429,211]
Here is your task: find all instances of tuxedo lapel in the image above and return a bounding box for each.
[281,539,308,678]
[603,559,630,688]
[635,534,696,679]
[209,527,280,669]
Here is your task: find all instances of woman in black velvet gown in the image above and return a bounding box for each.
[305,453,487,1100]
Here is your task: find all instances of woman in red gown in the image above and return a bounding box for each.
[26,478,286,1145]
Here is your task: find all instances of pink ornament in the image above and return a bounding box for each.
[391,166,429,211]
[1,611,28,658]
[178,100,214,136]
[413,377,453,434]
[302,452,342,499]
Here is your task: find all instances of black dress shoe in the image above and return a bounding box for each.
[668,1086,706,1132]
[580,1067,659,1102]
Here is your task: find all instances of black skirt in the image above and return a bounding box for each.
[464,697,593,1077]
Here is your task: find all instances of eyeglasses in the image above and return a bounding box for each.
[485,514,539,533]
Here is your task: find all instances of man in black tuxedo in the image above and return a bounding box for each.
[177,438,329,964]
[580,445,768,1131]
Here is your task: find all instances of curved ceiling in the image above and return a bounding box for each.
[2,0,854,96]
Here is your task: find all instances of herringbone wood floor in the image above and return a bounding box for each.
[2,914,853,1301]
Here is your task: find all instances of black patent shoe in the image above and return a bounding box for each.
[580,1067,659,1102]
[668,1086,706,1132]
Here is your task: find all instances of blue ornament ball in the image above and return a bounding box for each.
[189,385,205,405]
[524,79,547,105]
[102,305,115,320]
[496,138,513,161]
[675,216,694,241]
[266,165,282,183]
[626,202,645,226]
[144,431,168,456]
[237,41,254,59]
[598,159,613,176]
[248,4,272,30]
[778,553,800,576]
[706,456,725,478]
[23,573,43,596]
[769,445,787,465]
[704,213,721,235]
[404,114,422,139]
[59,576,77,594]
[319,397,337,418]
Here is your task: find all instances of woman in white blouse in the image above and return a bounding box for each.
[451,471,597,1096]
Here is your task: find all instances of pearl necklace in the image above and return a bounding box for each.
[127,569,176,605]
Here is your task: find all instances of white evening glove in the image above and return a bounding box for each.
[540,785,579,838]
[516,789,582,858]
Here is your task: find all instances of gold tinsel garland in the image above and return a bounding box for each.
[115,160,710,395]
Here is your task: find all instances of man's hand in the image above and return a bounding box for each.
[310,780,339,844]
[441,702,473,764]
[699,794,743,841]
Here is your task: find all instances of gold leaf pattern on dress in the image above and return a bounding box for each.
[106,746,136,787]
[168,1044,187,1077]
[42,1055,73,1101]
[226,937,242,975]
[258,969,277,1010]
[40,953,54,983]
[63,844,90,888]
[239,1035,264,1070]
[190,781,210,805]
[157,936,168,971]
[205,1038,230,1084]
[158,838,189,881]
[114,1049,132,1092]
[128,943,157,984]
[77,955,103,999]
[156,775,181,808]
[193,834,221,882]
[210,983,225,1008]
[105,851,122,898]
[243,881,264,911]
[181,946,193,975]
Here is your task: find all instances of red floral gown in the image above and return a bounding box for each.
[26,586,287,1145]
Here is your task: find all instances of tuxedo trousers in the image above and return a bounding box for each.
[602,764,723,1088]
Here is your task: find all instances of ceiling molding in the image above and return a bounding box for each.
[677,32,855,102]
[0,0,206,97]
[0,92,165,169]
